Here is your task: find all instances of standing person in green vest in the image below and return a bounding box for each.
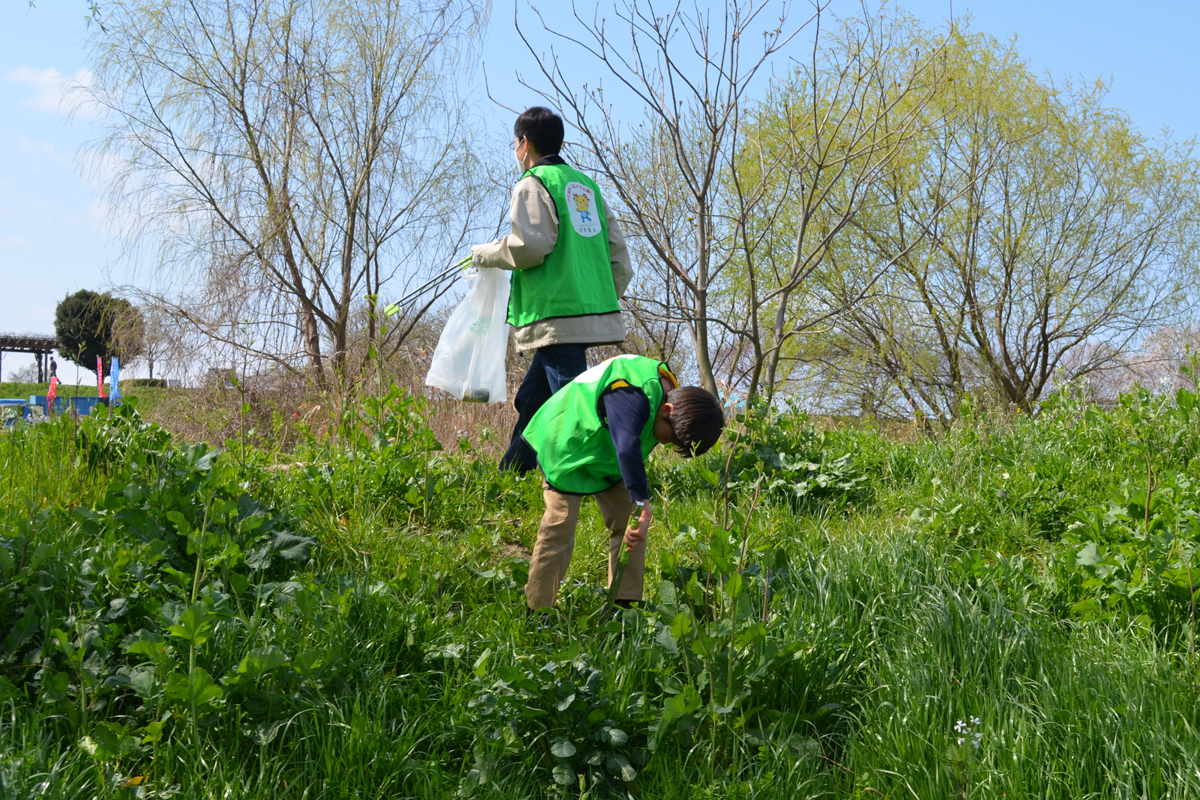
[521,355,724,612]
[471,107,633,474]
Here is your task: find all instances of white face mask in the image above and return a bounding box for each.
[514,137,528,169]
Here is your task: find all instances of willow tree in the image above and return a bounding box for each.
[714,7,951,402]
[815,27,1200,417]
[89,0,491,388]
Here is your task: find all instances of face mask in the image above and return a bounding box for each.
[514,139,526,169]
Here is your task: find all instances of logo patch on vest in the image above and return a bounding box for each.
[564,182,602,238]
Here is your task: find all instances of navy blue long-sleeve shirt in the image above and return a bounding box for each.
[599,387,654,502]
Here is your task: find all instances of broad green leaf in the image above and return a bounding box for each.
[247,531,316,570]
[606,753,637,782]
[80,723,140,761]
[1075,542,1101,567]
[428,643,465,660]
[237,514,265,534]
[166,666,223,707]
[254,720,288,746]
[552,764,575,785]
[165,510,191,536]
[129,667,158,699]
[735,621,768,649]
[294,649,331,674]
[227,647,288,686]
[603,726,628,746]
[27,543,51,572]
[551,738,577,758]
[709,531,736,572]
[725,571,744,600]
[669,610,694,640]
[657,580,678,615]
[272,531,315,562]
[49,628,76,659]
[660,685,702,730]
[167,604,213,646]
[140,720,165,746]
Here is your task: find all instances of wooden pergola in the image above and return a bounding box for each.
[0,334,59,383]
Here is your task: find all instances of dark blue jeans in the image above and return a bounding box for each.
[501,344,589,473]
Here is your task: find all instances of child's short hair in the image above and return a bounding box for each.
[514,107,564,156]
[666,387,724,457]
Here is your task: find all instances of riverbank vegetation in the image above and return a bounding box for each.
[4,376,1200,798]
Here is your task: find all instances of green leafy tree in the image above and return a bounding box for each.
[810,25,1200,418]
[720,8,950,402]
[54,290,143,376]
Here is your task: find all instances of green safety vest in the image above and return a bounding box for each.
[508,163,621,329]
[523,355,678,494]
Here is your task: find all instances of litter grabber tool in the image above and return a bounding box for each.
[604,501,646,615]
[384,255,473,317]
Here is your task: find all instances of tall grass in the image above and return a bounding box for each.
[2,385,1200,798]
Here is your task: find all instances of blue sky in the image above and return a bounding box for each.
[2,0,1198,382]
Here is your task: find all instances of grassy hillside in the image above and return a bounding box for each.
[2,387,1199,798]
[1,381,99,398]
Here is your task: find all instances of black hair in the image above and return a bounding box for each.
[665,386,724,457]
[514,107,564,156]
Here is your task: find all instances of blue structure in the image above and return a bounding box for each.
[0,395,113,425]
[0,398,28,426]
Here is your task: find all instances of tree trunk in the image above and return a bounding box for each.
[692,288,719,396]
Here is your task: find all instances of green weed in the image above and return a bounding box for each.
[3,381,1200,797]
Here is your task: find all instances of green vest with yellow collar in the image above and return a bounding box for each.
[507,163,620,329]
[523,355,678,494]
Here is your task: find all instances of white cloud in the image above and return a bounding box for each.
[16,138,70,166]
[0,235,36,250]
[7,65,103,119]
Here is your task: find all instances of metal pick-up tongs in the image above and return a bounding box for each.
[604,501,646,615]
[384,255,473,318]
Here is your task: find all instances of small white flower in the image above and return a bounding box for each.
[971,716,981,726]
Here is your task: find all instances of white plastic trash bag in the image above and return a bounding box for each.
[425,266,510,403]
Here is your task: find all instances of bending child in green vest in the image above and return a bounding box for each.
[521,355,725,611]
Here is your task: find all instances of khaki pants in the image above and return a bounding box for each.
[525,482,646,610]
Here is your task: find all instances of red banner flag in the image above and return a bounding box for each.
[97,356,107,399]
[47,376,58,413]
